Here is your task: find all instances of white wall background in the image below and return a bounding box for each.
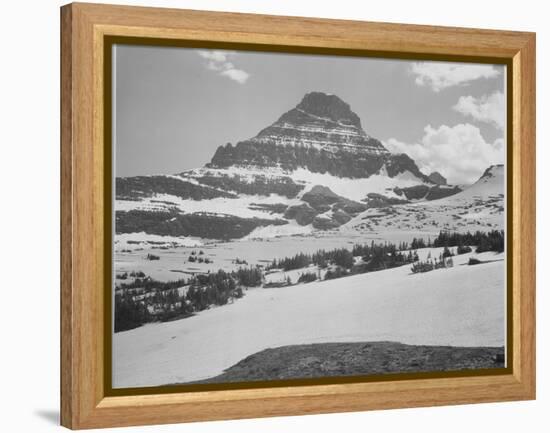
[0,0,545,431]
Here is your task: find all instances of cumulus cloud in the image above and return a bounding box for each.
[453,91,505,129]
[385,123,504,184]
[410,62,501,92]
[219,68,250,85]
[197,50,250,84]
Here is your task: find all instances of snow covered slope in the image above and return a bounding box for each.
[113,248,505,387]
[345,164,505,236]
[444,164,504,202]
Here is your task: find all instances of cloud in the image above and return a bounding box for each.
[220,68,250,84]
[198,50,230,64]
[197,50,250,84]
[453,91,505,129]
[385,123,504,184]
[410,62,501,92]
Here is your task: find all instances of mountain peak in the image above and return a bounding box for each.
[296,92,361,128]
[207,91,394,178]
[478,164,504,183]
[449,164,504,201]
[428,171,447,185]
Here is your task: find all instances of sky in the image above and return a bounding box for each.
[114,44,506,184]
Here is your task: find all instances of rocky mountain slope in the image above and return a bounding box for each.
[428,171,447,185]
[209,92,390,177]
[344,164,505,236]
[115,92,502,243]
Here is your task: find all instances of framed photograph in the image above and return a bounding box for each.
[60,3,535,429]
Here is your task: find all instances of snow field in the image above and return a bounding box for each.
[114,248,505,387]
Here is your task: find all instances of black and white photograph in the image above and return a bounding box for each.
[112,45,507,389]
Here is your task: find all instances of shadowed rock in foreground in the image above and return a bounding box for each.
[190,342,505,384]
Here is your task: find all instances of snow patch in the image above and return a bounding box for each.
[116,193,293,220]
[291,168,425,202]
[115,232,203,251]
[242,222,313,240]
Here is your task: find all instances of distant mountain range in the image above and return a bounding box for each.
[115,92,503,245]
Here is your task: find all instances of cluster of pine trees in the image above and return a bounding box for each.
[267,240,423,284]
[115,266,263,332]
[351,241,419,273]
[457,244,473,254]
[185,271,239,311]
[267,251,324,271]
[267,240,423,283]
[433,230,504,253]
[268,241,417,273]
[114,293,151,332]
[188,250,213,263]
[188,255,212,263]
[410,249,454,274]
[297,271,318,283]
[116,276,188,292]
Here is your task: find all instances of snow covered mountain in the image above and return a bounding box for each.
[114,92,503,243]
[208,91,390,177]
[448,164,504,201]
[345,164,505,236]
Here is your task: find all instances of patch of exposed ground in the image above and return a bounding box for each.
[188,341,505,383]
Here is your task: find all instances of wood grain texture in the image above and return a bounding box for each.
[511,34,536,396]
[60,2,536,429]
[60,4,74,429]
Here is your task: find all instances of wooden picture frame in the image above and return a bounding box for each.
[60,2,536,429]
